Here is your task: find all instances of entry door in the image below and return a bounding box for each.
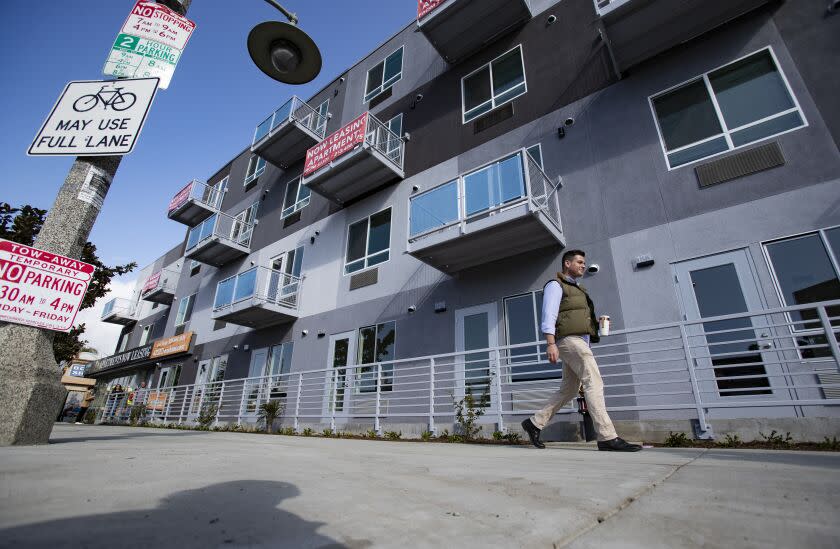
[455,303,499,412]
[243,348,270,415]
[326,331,356,416]
[674,250,779,402]
[190,359,212,416]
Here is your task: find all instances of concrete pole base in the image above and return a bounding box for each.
[0,324,66,446]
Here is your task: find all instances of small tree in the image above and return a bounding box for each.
[257,400,284,433]
[453,378,492,441]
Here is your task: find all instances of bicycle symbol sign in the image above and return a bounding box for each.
[28,78,159,157]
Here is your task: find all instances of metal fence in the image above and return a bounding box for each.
[100,300,840,435]
[365,112,405,171]
[253,96,328,145]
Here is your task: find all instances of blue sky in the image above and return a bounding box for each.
[1,0,417,269]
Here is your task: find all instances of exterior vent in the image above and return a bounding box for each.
[474,103,514,134]
[283,211,302,228]
[213,320,227,331]
[350,268,378,290]
[817,369,840,399]
[695,142,785,188]
[174,324,186,336]
[368,86,393,109]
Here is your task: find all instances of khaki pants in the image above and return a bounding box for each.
[530,336,617,442]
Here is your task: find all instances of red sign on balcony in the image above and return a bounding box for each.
[168,181,193,213]
[141,271,161,295]
[303,112,368,176]
[417,0,445,19]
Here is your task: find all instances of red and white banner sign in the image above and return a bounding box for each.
[123,0,196,51]
[0,239,95,333]
[303,113,369,176]
[168,181,193,213]
[418,0,445,19]
[141,271,161,295]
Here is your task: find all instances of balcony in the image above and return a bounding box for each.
[252,96,328,168]
[301,112,404,205]
[167,179,225,226]
[140,268,178,305]
[595,0,771,72]
[212,267,301,328]
[101,298,137,325]
[407,149,564,274]
[417,0,532,64]
[184,211,253,268]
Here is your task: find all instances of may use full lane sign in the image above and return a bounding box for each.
[28,78,159,156]
[0,239,95,333]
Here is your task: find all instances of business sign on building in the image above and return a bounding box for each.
[303,112,369,176]
[150,331,194,359]
[168,181,194,213]
[417,0,445,19]
[0,239,95,332]
[28,78,159,156]
[103,0,196,89]
[141,271,161,295]
[89,343,153,374]
[69,364,88,377]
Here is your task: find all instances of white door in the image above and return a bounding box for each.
[189,359,212,417]
[243,348,270,416]
[455,303,499,413]
[326,331,356,417]
[674,250,783,408]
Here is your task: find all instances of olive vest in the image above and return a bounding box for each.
[551,274,600,343]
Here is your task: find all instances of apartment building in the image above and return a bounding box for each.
[89,0,840,440]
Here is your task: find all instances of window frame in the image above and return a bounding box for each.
[315,99,330,136]
[281,176,311,219]
[356,321,397,394]
[526,143,543,170]
[139,323,152,346]
[174,293,196,327]
[649,46,807,170]
[364,45,404,104]
[503,290,563,383]
[461,44,528,124]
[243,154,266,187]
[343,207,392,276]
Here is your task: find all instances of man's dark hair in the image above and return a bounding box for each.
[562,249,586,265]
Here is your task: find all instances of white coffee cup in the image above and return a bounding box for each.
[599,315,610,336]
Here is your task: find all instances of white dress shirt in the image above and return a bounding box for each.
[541,277,590,344]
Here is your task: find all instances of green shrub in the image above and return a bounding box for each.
[503,432,522,444]
[322,428,334,437]
[818,436,840,451]
[197,404,218,429]
[437,429,451,442]
[257,401,285,433]
[453,383,491,441]
[384,431,402,440]
[663,431,692,447]
[759,430,793,448]
[278,427,296,436]
[718,434,742,448]
[366,429,379,439]
[492,430,504,441]
[420,430,434,441]
[302,427,313,437]
[129,404,147,425]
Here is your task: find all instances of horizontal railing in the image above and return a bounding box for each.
[253,96,328,146]
[168,179,225,215]
[185,210,254,253]
[408,148,562,241]
[101,298,136,321]
[100,300,840,435]
[365,112,405,171]
[213,266,301,313]
[140,269,179,298]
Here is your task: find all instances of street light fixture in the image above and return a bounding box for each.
[248,0,322,84]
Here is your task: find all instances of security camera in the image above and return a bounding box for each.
[412,184,420,192]
[314,230,320,236]
[587,264,600,274]
[408,305,416,313]
[301,329,309,336]
[416,93,424,102]
[547,14,557,25]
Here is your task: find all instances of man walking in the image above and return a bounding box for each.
[522,249,641,452]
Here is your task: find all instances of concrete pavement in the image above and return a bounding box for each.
[0,424,838,548]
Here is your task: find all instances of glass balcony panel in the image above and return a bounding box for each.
[464,153,525,217]
[233,269,258,302]
[410,180,459,236]
[215,277,235,309]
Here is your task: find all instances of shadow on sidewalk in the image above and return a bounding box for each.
[0,480,354,548]
[50,430,206,444]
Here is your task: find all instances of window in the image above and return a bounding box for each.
[462,45,526,123]
[345,208,391,274]
[139,323,153,346]
[117,331,130,353]
[526,143,543,170]
[189,260,201,276]
[651,48,806,169]
[364,46,403,103]
[204,176,228,209]
[269,247,304,303]
[231,203,258,245]
[174,293,195,327]
[357,321,396,393]
[282,177,311,219]
[244,154,266,186]
[764,227,840,358]
[505,291,562,382]
[315,99,329,135]
[158,365,181,389]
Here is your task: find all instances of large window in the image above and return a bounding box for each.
[244,154,266,187]
[345,208,391,274]
[139,323,152,346]
[365,46,403,103]
[651,48,805,169]
[357,321,396,393]
[174,293,195,327]
[764,227,840,358]
[462,45,526,123]
[505,291,562,382]
[282,177,311,219]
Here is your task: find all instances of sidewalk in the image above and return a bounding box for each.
[0,424,838,548]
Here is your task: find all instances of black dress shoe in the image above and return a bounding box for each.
[521,418,545,449]
[597,437,642,452]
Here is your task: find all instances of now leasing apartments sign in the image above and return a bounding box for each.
[303,112,368,176]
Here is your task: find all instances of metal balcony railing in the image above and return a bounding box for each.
[140,269,179,303]
[186,211,254,253]
[253,96,328,146]
[168,179,225,215]
[101,300,840,436]
[213,266,301,314]
[364,112,405,172]
[101,298,137,324]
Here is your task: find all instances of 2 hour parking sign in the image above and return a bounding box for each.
[0,239,95,333]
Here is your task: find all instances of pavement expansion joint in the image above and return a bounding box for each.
[551,448,710,548]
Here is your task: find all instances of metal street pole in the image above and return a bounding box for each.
[0,0,191,446]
